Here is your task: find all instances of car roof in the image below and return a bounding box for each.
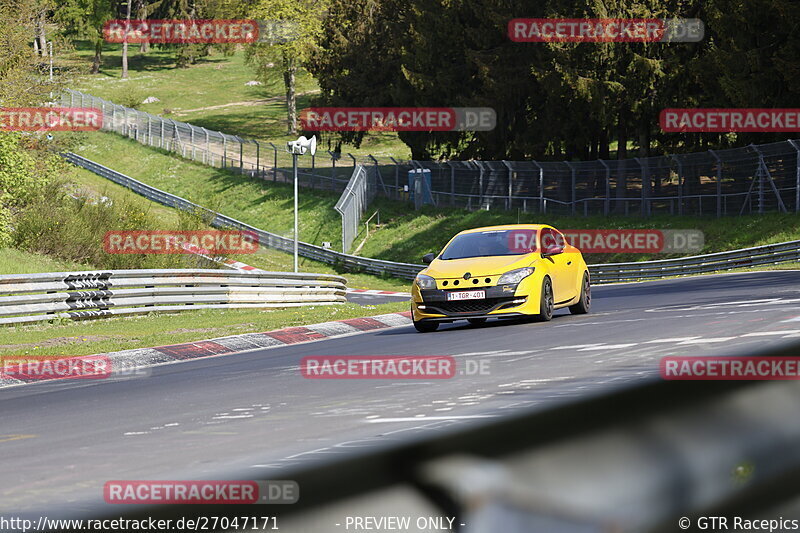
[457,224,553,235]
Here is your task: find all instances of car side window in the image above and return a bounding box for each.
[540,228,564,254]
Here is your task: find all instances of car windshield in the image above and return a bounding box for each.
[440,229,537,259]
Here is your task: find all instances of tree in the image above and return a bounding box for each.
[246,0,328,135]
[121,0,132,78]
[53,0,117,73]
[0,0,58,104]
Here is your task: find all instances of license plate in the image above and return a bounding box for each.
[447,290,485,301]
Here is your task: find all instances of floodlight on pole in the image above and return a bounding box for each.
[285,135,317,272]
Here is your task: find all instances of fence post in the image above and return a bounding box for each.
[255,140,260,177]
[311,152,316,189]
[502,161,513,210]
[709,149,722,217]
[202,127,210,164]
[531,160,544,214]
[239,137,244,173]
[634,157,649,217]
[329,150,337,185]
[443,161,456,207]
[598,159,610,216]
[671,155,683,215]
[789,140,800,213]
[367,154,387,196]
[389,157,400,200]
[160,117,165,149]
[565,161,576,215]
[189,125,196,160]
[269,142,278,181]
[477,161,484,208]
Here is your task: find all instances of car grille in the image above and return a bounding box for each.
[429,297,514,315]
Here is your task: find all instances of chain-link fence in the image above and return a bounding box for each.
[334,164,385,253]
[64,89,800,217]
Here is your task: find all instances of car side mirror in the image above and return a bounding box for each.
[422,253,436,264]
[541,246,563,258]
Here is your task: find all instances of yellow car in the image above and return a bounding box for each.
[411,224,590,332]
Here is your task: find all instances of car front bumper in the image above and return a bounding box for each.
[411,281,540,322]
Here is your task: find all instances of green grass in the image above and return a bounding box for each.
[66,41,412,159]
[63,138,411,290]
[357,204,800,265]
[0,248,92,275]
[69,130,800,269]
[0,301,409,357]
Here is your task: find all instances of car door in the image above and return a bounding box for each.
[557,229,581,301]
[539,228,571,304]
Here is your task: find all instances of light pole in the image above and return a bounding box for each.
[47,41,53,81]
[285,135,317,272]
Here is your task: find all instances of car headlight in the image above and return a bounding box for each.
[415,274,437,290]
[498,267,535,285]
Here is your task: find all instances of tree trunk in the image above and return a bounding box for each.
[122,0,132,78]
[283,54,297,135]
[91,39,102,74]
[599,129,610,160]
[138,0,149,53]
[36,11,46,56]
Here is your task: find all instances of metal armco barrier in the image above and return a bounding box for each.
[63,153,800,285]
[0,269,346,325]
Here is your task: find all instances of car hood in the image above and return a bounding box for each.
[424,254,535,278]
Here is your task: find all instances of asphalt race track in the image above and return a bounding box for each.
[3,271,800,517]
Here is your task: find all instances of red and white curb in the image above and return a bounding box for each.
[182,242,262,272]
[0,312,413,388]
[345,288,411,297]
[184,243,408,293]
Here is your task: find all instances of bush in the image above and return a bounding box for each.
[13,179,221,270]
[0,132,60,246]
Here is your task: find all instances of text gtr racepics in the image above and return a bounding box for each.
[411,224,591,332]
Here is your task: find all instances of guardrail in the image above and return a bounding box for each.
[63,153,800,285]
[0,269,346,325]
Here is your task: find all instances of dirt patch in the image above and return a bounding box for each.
[175,90,320,115]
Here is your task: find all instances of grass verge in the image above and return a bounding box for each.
[69,131,800,266]
[0,301,409,358]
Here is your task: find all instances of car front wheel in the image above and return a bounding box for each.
[569,272,591,315]
[534,277,553,322]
